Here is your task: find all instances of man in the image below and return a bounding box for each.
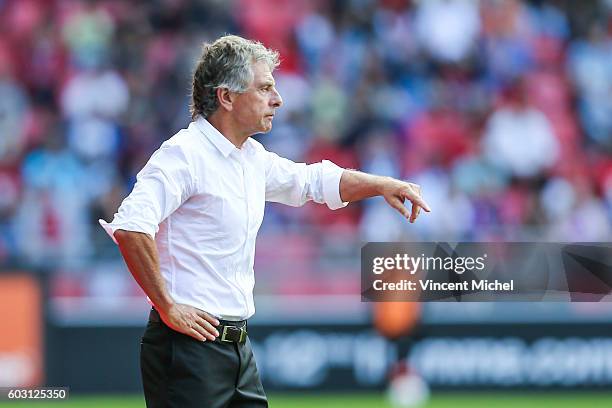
[100,35,430,408]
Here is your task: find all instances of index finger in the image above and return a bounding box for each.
[410,201,420,223]
[403,191,431,212]
[413,185,422,220]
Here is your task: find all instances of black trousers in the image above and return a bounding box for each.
[140,312,268,408]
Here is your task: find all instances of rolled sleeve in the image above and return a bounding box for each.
[264,149,347,209]
[321,160,348,210]
[98,217,158,245]
[99,220,119,244]
[99,219,156,244]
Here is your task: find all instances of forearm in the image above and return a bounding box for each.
[114,230,174,313]
[339,170,388,202]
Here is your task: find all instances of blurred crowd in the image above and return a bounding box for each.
[1,0,612,274]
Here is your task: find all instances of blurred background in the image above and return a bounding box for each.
[1,0,612,406]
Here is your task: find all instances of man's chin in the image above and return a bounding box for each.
[250,125,273,137]
[260,123,273,133]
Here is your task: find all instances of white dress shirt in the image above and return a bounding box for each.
[100,117,347,320]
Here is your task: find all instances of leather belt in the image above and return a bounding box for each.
[149,308,247,344]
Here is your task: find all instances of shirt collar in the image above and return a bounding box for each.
[195,117,237,158]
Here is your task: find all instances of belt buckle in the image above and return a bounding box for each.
[220,325,247,343]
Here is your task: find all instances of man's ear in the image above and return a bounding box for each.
[216,88,234,112]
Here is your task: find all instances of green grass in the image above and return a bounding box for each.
[1,393,611,407]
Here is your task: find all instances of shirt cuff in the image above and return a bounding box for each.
[98,219,156,244]
[321,160,348,210]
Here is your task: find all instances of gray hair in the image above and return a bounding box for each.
[190,35,280,119]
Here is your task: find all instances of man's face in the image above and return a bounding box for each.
[231,61,283,136]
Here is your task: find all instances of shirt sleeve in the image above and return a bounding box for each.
[264,151,348,210]
[99,143,194,244]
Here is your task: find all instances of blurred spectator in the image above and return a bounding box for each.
[296,10,335,74]
[543,177,611,240]
[60,66,128,161]
[482,80,559,178]
[359,128,404,241]
[61,1,115,69]
[16,130,91,266]
[61,68,128,120]
[0,70,29,161]
[567,22,612,149]
[415,0,480,62]
[402,82,475,175]
[481,0,535,82]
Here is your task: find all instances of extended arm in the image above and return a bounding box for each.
[114,229,219,341]
[339,170,431,223]
[262,149,430,221]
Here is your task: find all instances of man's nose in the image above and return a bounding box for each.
[271,88,283,108]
